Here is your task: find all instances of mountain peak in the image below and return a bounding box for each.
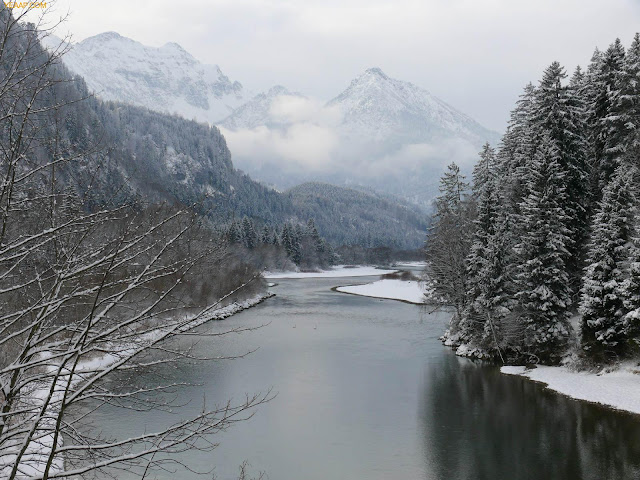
[94,31,123,41]
[219,84,299,130]
[363,67,389,79]
[59,32,249,124]
[267,85,290,96]
[161,41,191,57]
[327,69,499,147]
[78,31,137,52]
[82,31,130,45]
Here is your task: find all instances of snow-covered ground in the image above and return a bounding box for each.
[501,363,640,415]
[336,279,426,304]
[264,266,397,279]
[393,261,426,268]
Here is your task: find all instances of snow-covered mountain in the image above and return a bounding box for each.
[51,30,498,206]
[328,67,499,147]
[55,32,249,123]
[218,68,499,206]
[219,66,498,147]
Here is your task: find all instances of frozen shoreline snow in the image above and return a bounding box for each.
[393,261,426,268]
[336,279,426,304]
[264,265,397,279]
[501,363,640,415]
[444,329,640,416]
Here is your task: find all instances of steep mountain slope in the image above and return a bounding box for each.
[328,67,499,147]
[55,32,248,123]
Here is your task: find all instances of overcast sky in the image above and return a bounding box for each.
[43,0,640,131]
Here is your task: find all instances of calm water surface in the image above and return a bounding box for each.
[90,276,640,480]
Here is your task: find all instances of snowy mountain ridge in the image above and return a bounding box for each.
[56,32,249,123]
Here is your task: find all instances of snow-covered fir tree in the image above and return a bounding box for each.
[242,216,257,249]
[514,134,573,363]
[281,223,292,253]
[228,219,243,244]
[463,144,511,354]
[497,83,537,245]
[531,61,588,287]
[290,225,302,265]
[600,39,628,179]
[580,168,637,358]
[584,41,626,194]
[434,162,470,218]
[261,225,271,244]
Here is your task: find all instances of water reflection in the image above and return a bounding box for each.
[419,356,640,480]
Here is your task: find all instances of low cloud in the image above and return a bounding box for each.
[220,94,343,173]
[370,139,479,174]
[220,92,480,191]
[269,95,342,125]
[220,122,339,172]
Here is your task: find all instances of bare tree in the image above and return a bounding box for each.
[423,163,474,319]
[0,4,270,479]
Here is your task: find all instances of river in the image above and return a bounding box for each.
[90,275,640,480]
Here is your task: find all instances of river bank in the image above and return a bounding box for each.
[334,279,426,304]
[327,269,640,418]
[442,328,640,416]
[264,265,398,279]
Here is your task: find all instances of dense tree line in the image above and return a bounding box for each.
[223,217,338,271]
[223,214,424,271]
[426,35,640,365]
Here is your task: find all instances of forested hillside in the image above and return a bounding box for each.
[287,182,428,248]
[6,33,285,224]
[426,35,640,365]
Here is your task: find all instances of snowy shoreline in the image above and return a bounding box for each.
[180,291,275,330]
[334,277,640,417]
[443,329,640,416]
[335,279,426,304]
[264,265,398,279]
[501,363,640,416]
